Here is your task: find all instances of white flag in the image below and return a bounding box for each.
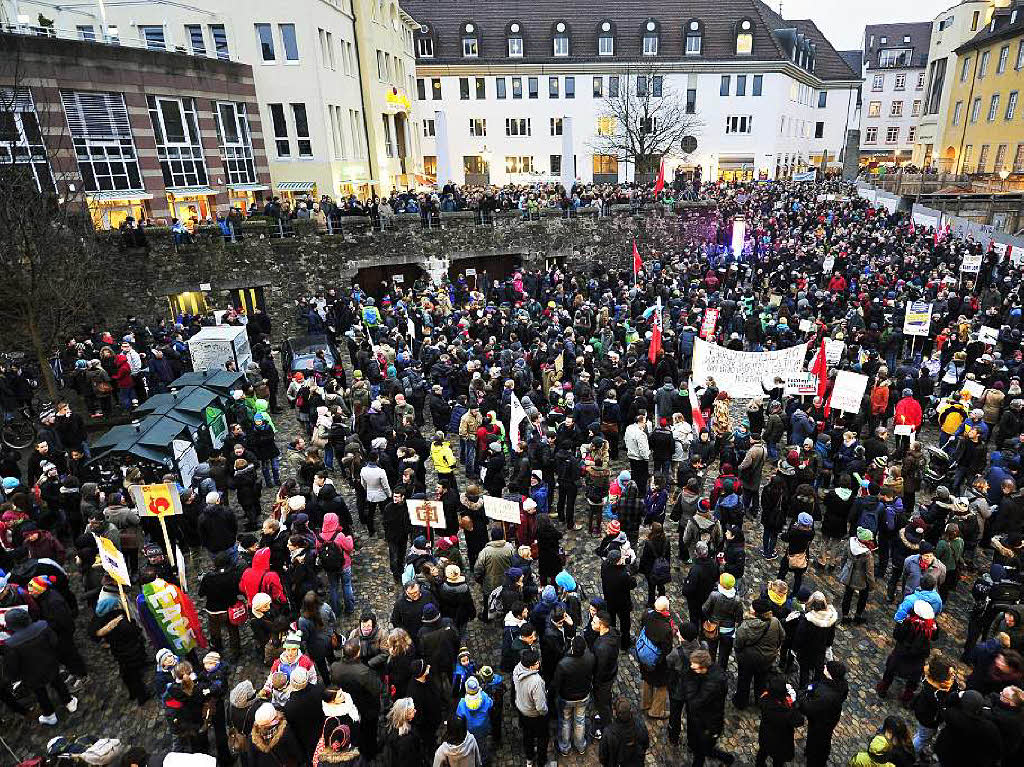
[510,391,528,452]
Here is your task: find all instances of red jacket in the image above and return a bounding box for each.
[894,396,923,429]
[828,274,847,293]
[112,354,134,390]
[239,547,287,605]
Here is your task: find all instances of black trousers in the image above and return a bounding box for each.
[609,602,631,647]
[557,482,578,527]
[629,459,649,496]
[733,659,771,708]
[668,696,685,743]
[805,722,836,767]
[519,711,549,765]
[387,538,407,581]
[842,585,870,618]
[593,679,614,733]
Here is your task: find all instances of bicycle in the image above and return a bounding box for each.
[1,406,37,450]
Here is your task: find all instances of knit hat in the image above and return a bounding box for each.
[458,646,471,661]
[27,575,55,596]
[506,567,523,580]
[283,632,302,649]
[752,597,773,614]
[555,571,577,591]
[719,573,736,589]
[287,496,306,511]
[607,548,622,564]
[445,565,464,583]
[608,519,621,535]
[797,512,813,527]
[290,666,309,690]
[868,735,889,756]
[251,592,272,617]
[857,527,874,542]
[413,535,428,549]
[477,666,495,685]
[654,596,670,612]
[905,526,924,545]
[961,689,985,714]
[254,703,278,727]
[618,470,631,484]
[422,603,440,622]
[541,585,557,604]
[465,676,480,695]
[156,648,177,668]
[229,680,257,708]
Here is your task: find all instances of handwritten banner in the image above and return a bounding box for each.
[691,338,807,399]
[483,495,522,524]
[829,371,869,414]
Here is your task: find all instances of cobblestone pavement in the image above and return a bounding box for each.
[4,400,974,767]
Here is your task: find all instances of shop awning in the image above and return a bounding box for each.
[167,186,217,197]
[276,181,316,191]
[86,190,154,202]
[228,183,270,192]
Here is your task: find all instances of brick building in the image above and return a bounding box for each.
[1,30,271,228]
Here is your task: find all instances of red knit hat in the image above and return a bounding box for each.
[608,520,621,535]
[27,575,55,596]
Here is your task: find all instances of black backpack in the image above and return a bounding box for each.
[316,533,344,572]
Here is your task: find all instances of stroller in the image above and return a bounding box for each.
[921,444,954,491]
[962,566,1022,659]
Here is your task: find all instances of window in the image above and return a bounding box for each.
[972,10,980,31]
[979,50,990,78]
[998,45,1010,74]
[214,102,256,184]
[0,89,51,194]
[926,58,946,114]
[1014,144,1024,172]
[912,100,922,117]
[136,25,164,50]
[736,75,746,96]
[637,76,648,96]
[505,156,533,173]
[463,33,478,58]
[550,155,561,175]
[512,77,523,99]
[907,126,916,142]
[598,22,614,56]
[1007,91,1019,120]
[469,118,486,137]
[890,101,903,117]
[416,78,426,101]
[566,77,575,99]
[596,116,616,136]
[1017,41,1024,70]
[593,77,603,97]
[416,36,434,57]
[459,78,470,100]
[868,101,882,118]
[894,74,906,90]
[609,76,619,98]
[685,21,702,55]
[814,121,824,138]
[752,75,763,96]
[736,19,753,55]
[431,78,442,100]
[77,25,96,41]
[280,24,298,61]
[184,25,204,55]
[256,24,275,60]
[147,95,208,185]
[938,17,953,31]
[476,78,486,99]
[817,90,827,108]
[721,75,731,96]
[978,144,990,172]
[995,144,1008,172]
[209,24,229,59]
[885,126,899,144]
[952,100,963,125]
[971,97,982,123]
[549,77,559,99]
[880,36,887,44]
[961,56,972,82]
[508,35,523,58]
[917,73,926,89]
[269,103,289,156]
[377,51,387,80]
[643,31,658,56]
[496,78,507,99]
[505,118,531,136]
[423,119,435,137]
[988,94,1001,121]
[593,154,617,175]
[290,103,311,156]
[528,77,538,99]
[59,90,139,194]
[639,117,656,134]
[725,115,753,134]
[382,115,394,157]
[550,117,563,135]
[651,76,661,97]
[553,26,569,57]
[879,49,913,68]
[872,74,884,91]
[685,89,696,114]
[865,126,878,143]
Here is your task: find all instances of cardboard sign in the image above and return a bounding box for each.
[784,372,817,396]
[130,483,184,518]
[979,326,999,345]
[963,379,986,399]
[483,495,522,524]
[700,308,719,340]
[829,371,869,414]
[465,268,477,276]
[822,256,835,274]
[903,301,933,337]
[894,424,915,436]
[961,251,983,273]
[392,274,405,283]
[407,499,446,529]
[95,534,130,586]
[798,319,813,333]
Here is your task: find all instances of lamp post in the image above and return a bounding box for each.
[999,168,1010,192]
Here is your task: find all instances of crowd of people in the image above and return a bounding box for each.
[2,177,1024,767]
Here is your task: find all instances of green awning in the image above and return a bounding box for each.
[169,370,246,399]
[87,190,154,202]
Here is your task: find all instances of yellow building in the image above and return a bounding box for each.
[944,1,1024,176]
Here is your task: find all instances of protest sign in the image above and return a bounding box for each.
[784,372,817,396]
[691,338,806,399]
[961,251,983,273]
[130,483,183,518]
[979,326,999,345]
[95,534,130,586]
[963,379,986,399]
[829,371,869,413]
[798,319,813,333]
[903,302,933,337]
[407,499,446,529]
[809,338,845,370]
[483,495,522,524]
[700,308,719,340]
[822,256,835,274]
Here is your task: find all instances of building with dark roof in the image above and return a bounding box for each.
[403,0,860,184]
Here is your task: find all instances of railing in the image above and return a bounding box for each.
[1,22,233,61]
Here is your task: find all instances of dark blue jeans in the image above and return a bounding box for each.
[762,526,779,557]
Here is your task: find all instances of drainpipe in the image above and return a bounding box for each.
[350,1,378,196]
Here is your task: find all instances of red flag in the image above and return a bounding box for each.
[653,159,665,196]
[688,379,706,431]
[633,240,642,277]
[648,300,662,364]
[812,337,828,401]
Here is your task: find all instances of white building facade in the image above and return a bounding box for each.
[403,1,859,185]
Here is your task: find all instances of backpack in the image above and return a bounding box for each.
[487,585,505,620]
[650,555,672,585]
[634,626,661,667]
[857,500,883,534]
[882,502,900,533]
[316,533,344,572]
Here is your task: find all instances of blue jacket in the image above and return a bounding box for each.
[894,589,944,622]
[791,411,815,445]
[456,690,493,734]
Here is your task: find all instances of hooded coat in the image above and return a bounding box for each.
[240,547,287,605]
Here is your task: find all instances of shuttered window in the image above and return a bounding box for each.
[0,88,53,194]
[60,90,142,193]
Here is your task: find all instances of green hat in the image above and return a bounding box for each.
[857,527,874,542]
[869,735,889,756]
[719,573,736,589]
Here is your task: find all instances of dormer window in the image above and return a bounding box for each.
[642,20,659,56]
[880,36,887,44]
[553,22,569,57]
[462,23,478,58]
[416,24,434,58]
[685,20,703,55]
[508,22,523,58]
[736,19,753,55]
[598,21,614,56]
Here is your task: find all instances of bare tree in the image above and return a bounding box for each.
[588,64,703,182]
[0,53,104,399]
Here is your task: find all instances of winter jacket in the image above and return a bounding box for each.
[624,423,651,461]
[431,733,483,767]
[474,540,514,596]
[702,587,743,631]
[734,615,784,668]
[901,554,947,596]
[600,560,637,611]
[934,696,1004,767]
[198,502,239,554]
[592,628,621,683]
[513,663,548,717]
[2,617,62,687]
[798,675,848,732]
[838,538,877,591]
[683,663,728,735]
[551,648,595,702]
[439,579,477,629]
[240,547,287,605]
[793,605,838,669]
[599,713,650,767]
[757,694,805,762]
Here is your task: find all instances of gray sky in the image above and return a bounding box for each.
[775,0,959,51]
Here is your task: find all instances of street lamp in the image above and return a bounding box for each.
[1000,168,1010,192]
